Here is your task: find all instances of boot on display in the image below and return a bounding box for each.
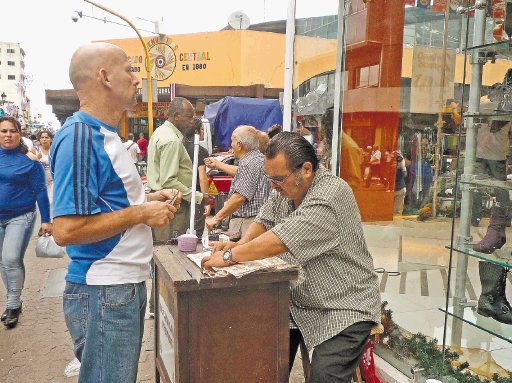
[473,205,509,254]
[477,261,512,324]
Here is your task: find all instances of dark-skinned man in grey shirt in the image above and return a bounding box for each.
[202,132,381,383]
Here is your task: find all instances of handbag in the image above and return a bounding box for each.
[35,235,66,258]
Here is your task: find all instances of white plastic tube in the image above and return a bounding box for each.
[188,133,199,235]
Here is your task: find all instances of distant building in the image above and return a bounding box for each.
[0,42,30,123]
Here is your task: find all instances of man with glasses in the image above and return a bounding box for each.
[205,125,271,237]
[202,132,380,383]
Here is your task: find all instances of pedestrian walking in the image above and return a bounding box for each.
[0,115,52,329]
[50,42,181,383]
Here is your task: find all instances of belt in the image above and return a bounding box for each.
[232,215,256,219]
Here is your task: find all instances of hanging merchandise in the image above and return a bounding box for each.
[413,133,423,200]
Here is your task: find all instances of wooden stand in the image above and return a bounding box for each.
[153,245,298,383]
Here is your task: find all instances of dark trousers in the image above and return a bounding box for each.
[289,321,374,383]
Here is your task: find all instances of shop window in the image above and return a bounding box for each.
[356,64,380,88]
[8,75,15,80]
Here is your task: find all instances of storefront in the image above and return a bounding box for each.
[287,0,512,381]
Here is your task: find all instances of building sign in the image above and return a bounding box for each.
[128,102,169,118]
[146,37,178,81]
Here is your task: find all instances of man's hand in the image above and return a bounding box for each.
[40,222,53,236]
[206,216,221,230]
[141,201,177,228]
[210,240,237,253]
[204,204,211,216]
[149,189,182,207]
[204,157,220,169]
[202,193,215,206]
[201,250,230,272]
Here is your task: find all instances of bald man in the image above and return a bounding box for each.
[50,43,181,383]
[205,125,271,237]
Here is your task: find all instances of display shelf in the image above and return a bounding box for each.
[464,39,512,55]
[447,244,512,268]
[460,177,512,190]
[462,111,512,119]
[439,305,512,344]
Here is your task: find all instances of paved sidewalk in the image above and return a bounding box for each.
[0,232,306,382]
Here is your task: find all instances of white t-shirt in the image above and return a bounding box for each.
[22,137,33,151]
[124,139,141,164]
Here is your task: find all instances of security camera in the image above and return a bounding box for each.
[71,11,82,23]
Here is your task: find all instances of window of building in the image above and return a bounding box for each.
[7,48,15,54]
[356,64,380,88]
[8,75,15,80]
[7,61,15,66]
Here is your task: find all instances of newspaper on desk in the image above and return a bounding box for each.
[187,251,294,278]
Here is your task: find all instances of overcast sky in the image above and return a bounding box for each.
[3,0,337,126]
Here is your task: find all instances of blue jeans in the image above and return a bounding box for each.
[63,281,147,383]
[0,210,36,309]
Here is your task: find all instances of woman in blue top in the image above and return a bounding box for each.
[0,116,52,329]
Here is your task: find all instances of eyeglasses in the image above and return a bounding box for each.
[265,164,303,186]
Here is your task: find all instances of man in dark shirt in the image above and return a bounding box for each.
[182,118,210,238]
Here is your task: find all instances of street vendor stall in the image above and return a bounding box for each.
[153,244,298,383]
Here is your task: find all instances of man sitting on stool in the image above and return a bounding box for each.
[202,132,381,383]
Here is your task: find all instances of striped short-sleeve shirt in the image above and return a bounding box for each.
[229,150,271,217]
[255,167,381,350]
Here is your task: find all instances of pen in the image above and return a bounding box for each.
[166,192,178,205]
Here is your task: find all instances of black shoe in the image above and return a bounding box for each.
[471,217,481,227]
[1,309,7,322]
[4,305,22,329]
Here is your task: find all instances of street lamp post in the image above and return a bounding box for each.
[1,92,6,105]
[83,0,154,136]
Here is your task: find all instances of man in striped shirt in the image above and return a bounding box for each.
[202,132,381,383]
[205,125,271,237]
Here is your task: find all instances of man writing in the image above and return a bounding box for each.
[205,125,271,237]
[202,132,380,383]
[51,42,181,383]
[147,97,212,239]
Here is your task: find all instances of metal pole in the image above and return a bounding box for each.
[331,0,348,176]
[450,3,487,347]
[84,0,154,136]
[432,0,452,218]
[283,0,296,132]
